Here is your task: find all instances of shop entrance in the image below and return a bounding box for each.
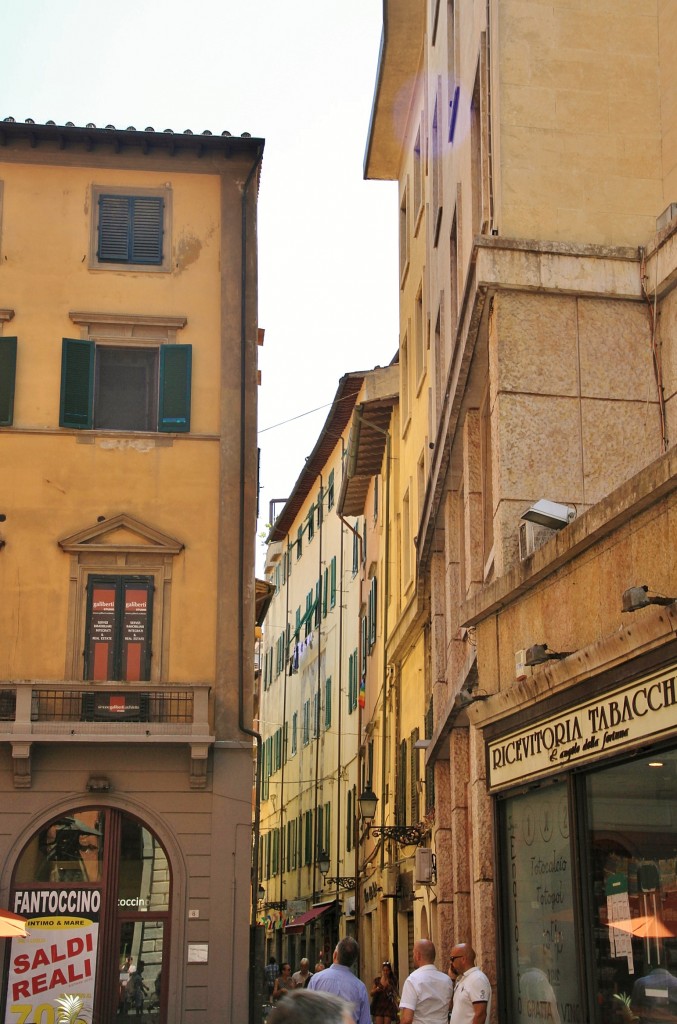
[3,806,171,1024]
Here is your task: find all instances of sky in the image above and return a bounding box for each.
[2,0,399,569]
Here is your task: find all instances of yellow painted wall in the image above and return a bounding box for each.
[0,158,228,683]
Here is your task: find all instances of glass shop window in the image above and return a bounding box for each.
[500,781,583,1024]
[587,748,677,1024]
[14,810,104,884]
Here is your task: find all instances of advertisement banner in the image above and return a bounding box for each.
[5,889,100,1024]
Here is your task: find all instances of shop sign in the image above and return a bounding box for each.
[5,888,99,1024]
[489,667,677,790]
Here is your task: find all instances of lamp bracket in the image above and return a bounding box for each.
[325,876,356,891]
[369,824,426,846]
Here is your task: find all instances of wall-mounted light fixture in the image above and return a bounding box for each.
[317,849,331,878]
[622,586,676,613]
[525,644,573,667]
[325,876,356,891]
[358,785,425,846]
[521,499,576,530]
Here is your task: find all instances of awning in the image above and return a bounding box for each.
[284,901,336,935]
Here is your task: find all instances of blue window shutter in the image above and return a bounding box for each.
[159,345,191,432]
[0,337,17,426]
[60,338,94,428]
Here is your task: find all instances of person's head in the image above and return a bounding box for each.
[269,956,277,965]
[299,958,310,972]
[314,961,325,973]
[449,943,476,978]
[381,961,396,982]
[413,939,436,967]
[136,960,145,975]
[268,989,353,1024]
[333,936,359,968]
[280,962,292,976]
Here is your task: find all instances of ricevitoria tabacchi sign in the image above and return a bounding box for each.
[5,889,99,1024]
[488,666,677,791]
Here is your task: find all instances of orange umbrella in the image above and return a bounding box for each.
[0,908,28,938]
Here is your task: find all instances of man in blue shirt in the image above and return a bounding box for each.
[307,937,371,1024]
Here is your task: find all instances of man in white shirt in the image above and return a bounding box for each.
[399,939,454,1024]
[448,944,491,1024]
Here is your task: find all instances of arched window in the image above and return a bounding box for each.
[6,807,171,1024]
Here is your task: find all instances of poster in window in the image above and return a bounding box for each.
[88,586,116,680]
[121,587,148,681]
[502,784,583,1024]
[5,888,100,1024]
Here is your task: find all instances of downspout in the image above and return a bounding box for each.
[235,144,264,1024]
[278,533,291,906]
[312,473,324,906]
[381,431,391,876]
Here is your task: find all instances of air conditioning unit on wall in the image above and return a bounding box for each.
[414,848,434,885]
[518,520,556,561]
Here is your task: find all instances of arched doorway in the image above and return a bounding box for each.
[4,806,171,1024]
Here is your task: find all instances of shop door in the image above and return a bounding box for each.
[4,807,171,1024]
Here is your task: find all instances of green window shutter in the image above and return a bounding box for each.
[159,344,191,432]
[328,469,334,509]
[322,568,329,618]
[348,654,354,715]
[98,194,164,265]
[131,196,164,264]
[330,556,337,608]
[325,676,332,729]
[0,337,17,426]
[98,195,132,262]
[60,338,94,429]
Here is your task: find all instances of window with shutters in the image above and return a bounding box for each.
[90,185,171,272]
[59,339,191,433]
[0,336,17,426]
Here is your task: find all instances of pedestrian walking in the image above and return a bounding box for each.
[265,956,280,998]
[370,960,399,1023]
[307,937,371,1024]
[273,963,294,1002]
[399,939,453,1024]
[448,944,491,1024]
[292,957,313,989]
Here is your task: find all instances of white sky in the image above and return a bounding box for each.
[2,0,399,569]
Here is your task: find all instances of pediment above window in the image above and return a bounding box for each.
[58,513,184,555]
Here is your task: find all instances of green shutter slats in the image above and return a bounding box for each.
[159,345,192,432]
[98,196,132,262]
[98,195,164,266]
[60,338,94,429]
[0,337,17,426]
[131,197,164,264]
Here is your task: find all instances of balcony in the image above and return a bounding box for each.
[0,681,214,789]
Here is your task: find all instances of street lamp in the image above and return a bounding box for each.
[358,784,426,846]
[358,784,378,822]
[317,849,331,878]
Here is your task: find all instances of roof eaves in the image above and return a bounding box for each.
[266,371,367,543]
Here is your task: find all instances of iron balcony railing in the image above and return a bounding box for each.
[0,681,213,742]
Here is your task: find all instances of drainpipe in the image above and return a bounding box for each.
[311,474,324,907]
[278,532,291,908]
[235,144,264,1024]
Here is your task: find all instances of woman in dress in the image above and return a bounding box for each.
[370,961,399,1024]
[272,962,293,1002]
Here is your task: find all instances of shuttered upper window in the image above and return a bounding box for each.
[59,338,191,433]
[90,186,171,272]
[0,336,17,426]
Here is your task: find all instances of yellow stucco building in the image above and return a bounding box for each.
[0,118,263,1024]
